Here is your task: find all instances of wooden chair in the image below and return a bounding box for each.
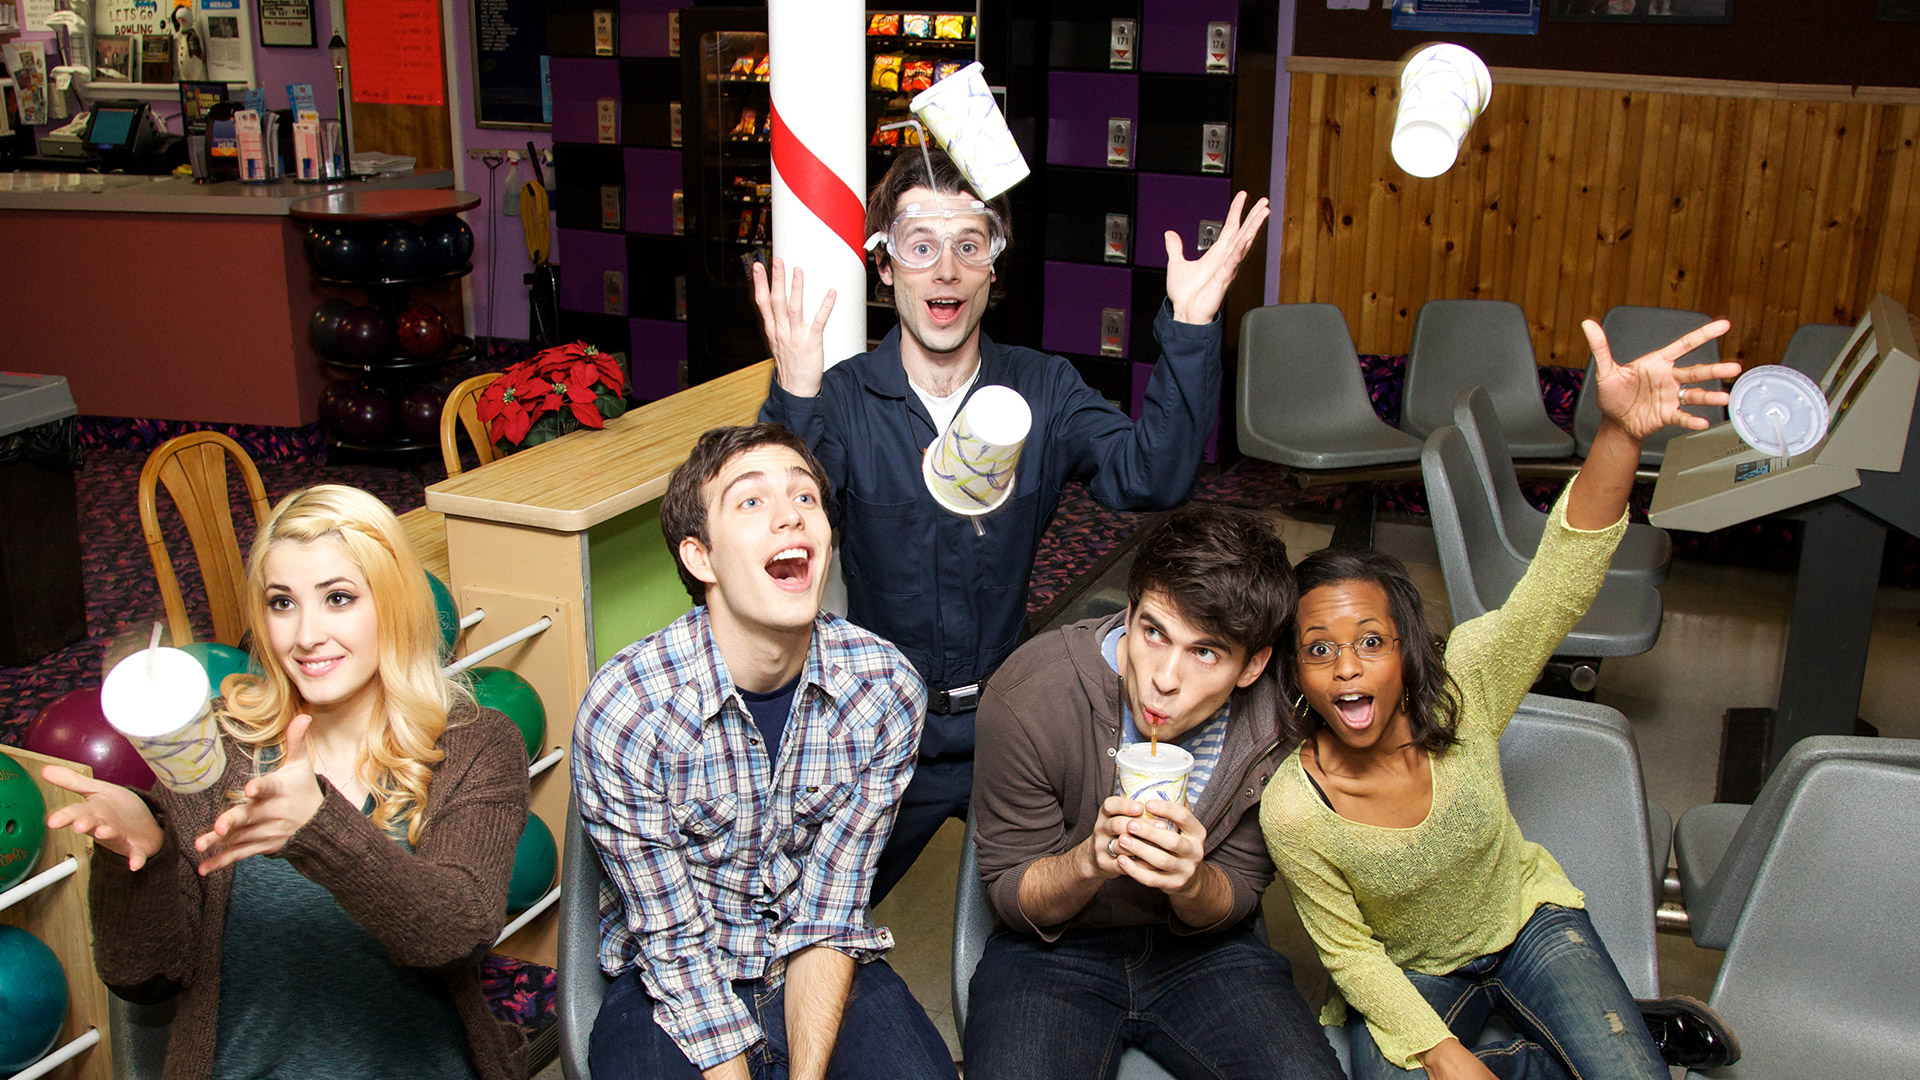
[137,431,272,648]
[440,372,502,476]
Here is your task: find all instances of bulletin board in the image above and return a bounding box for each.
[469,0,548,129]
[342,0,444,106]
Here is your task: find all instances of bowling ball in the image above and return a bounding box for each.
[303,223,327,266]
[0,925,68,1074]
[331,381,396,443]
[425,571,458,656]
[318,379,354,431]
[506,813,557,914]
[400,381,448,444]
[315,224,377,279]
[378,221,432,279]
[468,666,544,760]
[308,298,354,357]
[23,688,156,790]
[395,304,450,358]
[180,641,257,697]
[0,751,47,892]
[334,306,393,364]
[421,215,474,272]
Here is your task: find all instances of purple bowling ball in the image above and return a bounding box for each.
[400,382,448,444]
[316,225,378,279]
[23,688,157,790]
[335,305,393,364]
[333,381,396,443]
[421,215,474,272]
[309,298,354,357]
[317,379,354,430]
[378,221,432,279]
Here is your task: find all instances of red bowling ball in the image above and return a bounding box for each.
[334,306,393,364]
[24,688,157,790]
[396,304,450,358]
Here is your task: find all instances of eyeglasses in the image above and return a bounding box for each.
[1296,633,1399,666]
[864,199,1007,270]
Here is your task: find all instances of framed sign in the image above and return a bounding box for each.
[258,0,316,47]
[1548,1,1733,24]
[470,0,550,128]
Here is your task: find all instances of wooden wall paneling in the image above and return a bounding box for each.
[1880,107,1920,310]
[1362,77,1396,345]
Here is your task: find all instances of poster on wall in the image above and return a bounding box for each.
[2,41,49,124]
[1391,0,1540,34]
[344,0,445,106]
[470,0,549,128]
[257,0,313,46]
[1548,1,1732,24]
[202,0,253,82]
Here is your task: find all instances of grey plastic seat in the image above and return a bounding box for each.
[1321,695,1668,1063]
[1421,425,1664,657]
[1236,303,1425,469]
[1778,321,1854,380]
[558,796,614,1080]
[1685,758,1920,1080]
[1672,734,1920,951]
[1454,387,1672,584]
[108,994,173,1080]
[1403,300,1575,459]
[1572,306,1725,465]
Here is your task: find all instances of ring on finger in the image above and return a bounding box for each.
[1680,387,1693,405]
[1108,837,1119,858]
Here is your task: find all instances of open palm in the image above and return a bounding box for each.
[1165,191,1270,325]
[1583,317,1742,442]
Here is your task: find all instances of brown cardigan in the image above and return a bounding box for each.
[972,613,1293,940]
[87,701,530,1080]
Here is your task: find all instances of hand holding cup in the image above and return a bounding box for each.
[193,714,326,875]
[1113,799,1209,896]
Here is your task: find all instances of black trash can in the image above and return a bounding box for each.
[0,374,86,666]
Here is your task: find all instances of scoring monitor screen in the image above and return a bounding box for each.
[88,107,140,151]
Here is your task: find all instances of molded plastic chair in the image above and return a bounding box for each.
[137,431,272,648]
[1402,300,1575,459]
[1685,758,1920,1080]
[1671,734,1920,951]
[1778,322,1854,381]
[440,372,502,476]
[1572,306,1725,464]
[1454,387,1671,584]
[1421,425,1664,657]
[1236,303,1425,469]
[558,796,614,1080]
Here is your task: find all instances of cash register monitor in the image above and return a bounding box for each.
[84,101,150,160]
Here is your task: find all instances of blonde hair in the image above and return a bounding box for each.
[223,484,466,843]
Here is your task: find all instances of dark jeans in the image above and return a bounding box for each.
[588,959,957,1080]
[871,752,972,906]
[965,920,1345,1080]
[1348,904,1667,1080]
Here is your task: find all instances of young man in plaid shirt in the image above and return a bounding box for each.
[573,424,957,1080]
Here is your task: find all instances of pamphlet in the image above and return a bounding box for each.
[200,0,248,83]
[2,41,48,125]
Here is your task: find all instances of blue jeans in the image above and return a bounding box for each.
[965,920,1344,1080]
[871,753,972,905]
[1348,905,1667,1080]
[588,958,957,1080]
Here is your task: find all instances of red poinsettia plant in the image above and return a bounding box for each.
[476,341,629,453]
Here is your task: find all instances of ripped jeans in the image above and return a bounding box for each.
[1348,904,1668,1080]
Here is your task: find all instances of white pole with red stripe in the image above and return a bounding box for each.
[768,0,868,369]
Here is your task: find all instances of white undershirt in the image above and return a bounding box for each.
[910,367,980,436]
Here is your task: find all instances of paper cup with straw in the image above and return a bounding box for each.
[922,384,1031,516]
[99,645,226,793]
[1115,742,1193,831]
[1391,43,1492,179]
[910,61,1030,200]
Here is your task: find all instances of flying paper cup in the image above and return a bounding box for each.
[1392,44,1491,178]
[1115,742,1194,830]
[100,647,226,793]
[922,384,1031,516]
[911,61,1030,200]
[1392,102,1476,178]
[1400,43,1491,114]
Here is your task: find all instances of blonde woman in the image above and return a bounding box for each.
[44,484,530,1080]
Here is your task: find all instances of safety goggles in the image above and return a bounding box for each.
[864,198,1007,270]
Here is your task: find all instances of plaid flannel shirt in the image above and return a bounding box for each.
[572,607,925,1070]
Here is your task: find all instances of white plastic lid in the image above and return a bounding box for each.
[1392,118,1460,178]
[1116,741,1195,775]
[1728,364,1831,458]
[100,647,212,738]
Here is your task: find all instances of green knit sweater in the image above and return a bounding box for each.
[1261,491,1626,1070]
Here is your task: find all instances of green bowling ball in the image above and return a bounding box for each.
[468,666,545,760]
[506,813,557,914]
[0,925,67,1073]
[180,641,257,696]
[0,751,47,892]
[425,572,458,656]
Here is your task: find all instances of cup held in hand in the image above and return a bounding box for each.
[922,384,1032,516]
[1115,742,1194,829]
[99,647,226,794]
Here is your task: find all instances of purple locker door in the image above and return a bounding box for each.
[1134,174,1233,268]
[557,229,629,316]
[619,0,682,58]
[622,148,683,236]
[550,58,622,144]
[628,318,688,400]
[1130,360,1219,460]
[1141,0,1237,74]
[1042,262,1133,359]
[1046,72,1139,169]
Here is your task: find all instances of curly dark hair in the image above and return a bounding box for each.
[1125,504,1296,658]
[660,424,833,604]
[1286,548,1462,754]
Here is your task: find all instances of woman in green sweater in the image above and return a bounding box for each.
[1261,318,1741,1080]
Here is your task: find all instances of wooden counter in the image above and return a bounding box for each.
[421,361,772,966]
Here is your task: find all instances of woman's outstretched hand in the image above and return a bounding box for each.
[42,765,166,871]
[1583,317,1742,442]
[193,713,326,875]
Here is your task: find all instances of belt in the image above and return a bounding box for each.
[926,683,980,715]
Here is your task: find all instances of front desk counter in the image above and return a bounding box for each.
[0,169,455,428]
[413,360,773,966]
